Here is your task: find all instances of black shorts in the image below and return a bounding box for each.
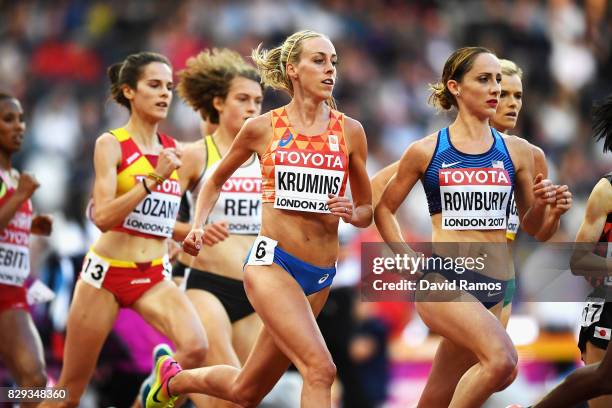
[578,297,612,354]
[185,268,254,323]
[420,254,508,309]
[172,260,189,278]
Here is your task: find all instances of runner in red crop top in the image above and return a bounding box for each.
[0,93,53,393]
[41,52,208,408]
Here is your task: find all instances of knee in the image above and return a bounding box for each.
[176,340,208,369]
[302,356,337,389]
[63,400,81,408]
[230,381,261,408]
[498,364,519,391]
[15,363,47,388]
[482,347,518,390]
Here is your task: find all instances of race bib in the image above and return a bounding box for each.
[580,298,605,327]
[0,242,30,286]
[162,255,172,280]
[246,236,278,266]
[506,194,519,239]
[209,176,262,234]
[80,251,111,289]
[274,149,347,213]
[439,167,512,230]
[123,179,182,238]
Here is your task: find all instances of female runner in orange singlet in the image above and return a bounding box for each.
[146,30,372,408]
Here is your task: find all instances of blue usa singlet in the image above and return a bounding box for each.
[422,127,516,230]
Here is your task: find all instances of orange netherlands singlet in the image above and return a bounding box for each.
[260,107,349,213]
[109,128,181,238]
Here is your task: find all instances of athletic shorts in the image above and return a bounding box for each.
[80,249,171,307]
[578,294,612,353]
[186,268,254,323]
[503,278,516,307]
[420,254,509,309]
[0,283,28,313]
[245,236,336,296]
[172,260,189,278]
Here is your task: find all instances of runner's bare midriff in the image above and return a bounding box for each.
[191,234,256,280]
[260,203,339,267]
[93,230,167,262]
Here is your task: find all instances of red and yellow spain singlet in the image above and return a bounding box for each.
[0,170,32,287]
[109,128,181,238]
[260,107,349,213]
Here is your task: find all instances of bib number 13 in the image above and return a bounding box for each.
[247,236,277,266]
[81,253,110,289]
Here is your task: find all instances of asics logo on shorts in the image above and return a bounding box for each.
[318,274,330,284]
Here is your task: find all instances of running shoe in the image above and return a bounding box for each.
[139,344,174,407]
[146,355,182,408]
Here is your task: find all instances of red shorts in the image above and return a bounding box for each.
[80,250,171,307]
[0,283,29,313]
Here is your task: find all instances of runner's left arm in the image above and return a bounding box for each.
[337,118,372,227]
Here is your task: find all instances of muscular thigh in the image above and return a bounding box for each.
[0,309,45,382]
[416,301,511,361]
[243,262,331,368]
[232,313,263,365]
[133,280,206,350]
[186,288,238,366]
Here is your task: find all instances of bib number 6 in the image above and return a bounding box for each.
[247,236,277,266]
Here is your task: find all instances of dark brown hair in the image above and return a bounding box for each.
[108,52,171,110]
[428,46,494,110]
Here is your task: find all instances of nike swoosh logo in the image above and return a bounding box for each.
[487,291,502,297]
[152,383,163,403]
[441,161,461,168]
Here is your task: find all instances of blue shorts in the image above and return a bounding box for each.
[421,254,509,309]
[245,242,336,296]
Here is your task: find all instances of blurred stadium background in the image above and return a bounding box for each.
[1,0,611,407]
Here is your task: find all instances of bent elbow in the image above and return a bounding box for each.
[92,211,114,232]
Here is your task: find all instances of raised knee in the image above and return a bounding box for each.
[303,358,337,388]
[231,381,260,408]
[483,349,518,390]
[177,340,208,368]
[56,398,80,408]
[16,365,47,388]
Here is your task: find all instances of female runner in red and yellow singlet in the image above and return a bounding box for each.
[0,93,53,402]
[42,52,208,408]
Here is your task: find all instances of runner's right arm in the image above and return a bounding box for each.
[0,173,38,231]
[570,178,612,276]
[371,161,399,207]
[92,133,180,231]
[184,116,266,255]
